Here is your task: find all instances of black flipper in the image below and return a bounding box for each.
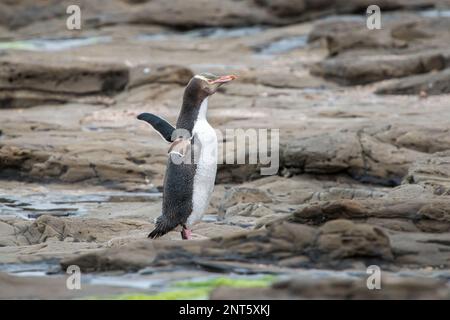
[137,113,175,143]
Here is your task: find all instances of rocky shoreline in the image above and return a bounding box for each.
[1,0,450,299]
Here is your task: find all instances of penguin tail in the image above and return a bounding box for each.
[148,215,175,239]
[148,227,167,239]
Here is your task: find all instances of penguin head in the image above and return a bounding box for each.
[184,73,237,100]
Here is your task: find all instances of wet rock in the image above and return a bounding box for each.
[316,219,393,260]
[311,51,446,85]
[292,197,450,232]
[238,68,322,89]
[236,175,390,206]
[309,15,450,56]
[0,215,154,263]
[1,215,151,246]
[308,16,358,42]
[0,218,30,247]
[376,68,450,95]
[128,65,193,88]
[404,151,450,195]
[390,231,450,266]
[365,218,419,232]
[282,132,362,175]
[218,187,273,217]
[220,202,289,229]
[61,239,163,272]
[0,240,102,264]
[373,125,450,154]
[61,219,394,272]
[0,0,127,30]
[189,222,248,239]
[122,0,450,29]
[0,56,129,95]
[281,130,425,186]
[0,90,116,109]
[324,28,408,57]
[1,0,441,32]
[309,187,387,202]
[0,54,192,108]
[0,143,162,187]
[309,15,450,86]
[211,275,449,299]
[224,203,274,218]
[31,215,151,243]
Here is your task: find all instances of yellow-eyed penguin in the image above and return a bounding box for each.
[137,73,236,239]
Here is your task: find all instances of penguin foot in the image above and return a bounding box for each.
[181,228,192,240]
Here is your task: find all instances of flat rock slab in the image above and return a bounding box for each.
[0,57,128,95]
[309,14,450,90]
[0,53,192,108]
[292,196,450,232]
[0,214,247,264]
[376,68,450,96]
[1,0,443,32]
[404,151,450,194]
[60,219,394,272]
[281,130,425,186]
[211,274,450,299]
[311,51,447,86]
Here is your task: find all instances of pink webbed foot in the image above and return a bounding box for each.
[181,228,192,240]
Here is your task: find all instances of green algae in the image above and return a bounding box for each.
[173,275,275,289]
[0,37,111,52]
[111,289,209,300]
[88,275,275,300]
[0,41,36,51]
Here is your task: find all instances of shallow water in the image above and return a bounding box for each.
[0,26,306,57]
[0,189,161,220]
[256,35,308,55]
[419,9,450,18]
[185,26,264,39]
[3,260,449,299]
[136,26,264,42]
[0,261,61,277]
[0,36,112,52]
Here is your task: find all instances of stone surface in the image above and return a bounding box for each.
[403,151,450,195]
[0,53,192,108]
[60,219,395,272]
[292,197,450,232]
[281,130,425,186]
[218,187,273,217]
[309,14,450,89]
[311,51,447,85]
[211,275,450,299]
[376,68,450,95]
[1,0,445,32]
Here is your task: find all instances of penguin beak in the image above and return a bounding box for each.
[210,75,237,84]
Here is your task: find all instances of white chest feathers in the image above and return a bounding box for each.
[188,98,218,226]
